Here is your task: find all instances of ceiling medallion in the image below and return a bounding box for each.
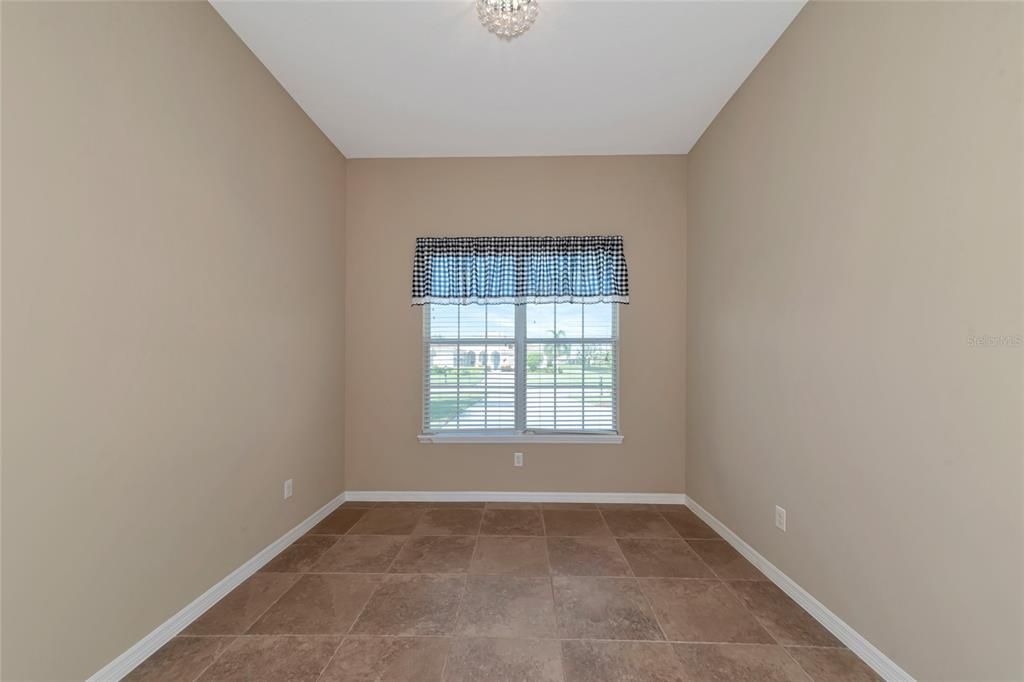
[477,0,539,41]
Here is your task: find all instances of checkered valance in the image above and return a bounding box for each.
[412,235,629,305]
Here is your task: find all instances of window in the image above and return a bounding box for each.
[412,234,628,443]
[422,302,619,441]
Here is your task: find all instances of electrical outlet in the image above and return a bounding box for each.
[283,479,293,500]
[775,505,786,531]
[513,452,524,467]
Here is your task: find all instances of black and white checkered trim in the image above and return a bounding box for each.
[412,235,629,305]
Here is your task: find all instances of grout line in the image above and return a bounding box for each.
[779,645,817,681]
[546,537,564,676]
[553,617,569,682]
[312,635,348,682]
[187,632,824,645]
[317,547,408,680]
[438,636,455,682]
[238,574,305,636]
[186,634,350,639]
[238,570,761,581]
[439,573,472,682]
[679,534,722,580]
[632,571,672,644]
[315,569,395,680]
[381,534,413,575]
[655,509,685,540]
[718,577,789,653]
[183,636,237,682]
[343,578,387,637]
[609,537,636,579]
[541,501,565,674]
[335,532,413,638]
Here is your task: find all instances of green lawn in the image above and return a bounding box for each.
[525,366,614,386]
[428,367,486,425]
[428,365,614,427]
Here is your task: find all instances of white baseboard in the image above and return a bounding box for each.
[684,496,914,682]
[88,492,347,682]
[344,490,686,505]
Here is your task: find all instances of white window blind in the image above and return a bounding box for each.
[423,303,619,435]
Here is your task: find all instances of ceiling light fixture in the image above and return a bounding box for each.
[477,0,539,40]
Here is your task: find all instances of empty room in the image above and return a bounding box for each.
[2,1,1021,680]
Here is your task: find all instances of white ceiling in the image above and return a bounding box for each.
[212,1,805,158]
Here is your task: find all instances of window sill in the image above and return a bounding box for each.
[418,433,623,444]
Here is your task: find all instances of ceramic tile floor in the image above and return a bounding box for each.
[127,502,880,681]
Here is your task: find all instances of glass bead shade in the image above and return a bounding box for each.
[477,0,539,40]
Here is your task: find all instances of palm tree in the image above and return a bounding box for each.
[544,329,568,373]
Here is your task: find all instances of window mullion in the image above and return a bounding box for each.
[552,304,558,430]
[581,304,586,428]
[455,305,461,431]
[514,304,526,433]
[483,305,488,431]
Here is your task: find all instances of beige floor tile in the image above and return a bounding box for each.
[246,574,381,634]
[617,538,715,578]
[661,509,719,539]
[728,581,842,647]
[348,508,424,535]
[547,537,632,577]
[125,636,234,682]
[787,647,881,681]
[602,510,681,538]
[389,536,476,573]
[552,576,663,640]
[350,574,465,636]
[308,508,369,535]
[412,509,483,535]
[686,540,765,580]
[470,536,550,576]
[639,578,774,644]
[311,535,407,573]
[444,638,563,682]
[260,536,338,573]
[561,640,683,682]
[479,509,545,536]
[195,635,340,681]
[318,636,449,681]
[674,643,811,681]
[542,510,611,536]
[184,573,299,635]
[455,575,556,637]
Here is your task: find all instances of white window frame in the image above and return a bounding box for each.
[420,303,622,444]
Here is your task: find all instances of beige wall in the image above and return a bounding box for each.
[345,157,686,493]
[686,2,1023,680]
[1,3,347,680]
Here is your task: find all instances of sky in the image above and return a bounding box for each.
[429,302,615,340]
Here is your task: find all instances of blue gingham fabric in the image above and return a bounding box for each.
[411,235,629,305]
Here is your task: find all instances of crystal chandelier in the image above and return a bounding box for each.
[477,0,539,40]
